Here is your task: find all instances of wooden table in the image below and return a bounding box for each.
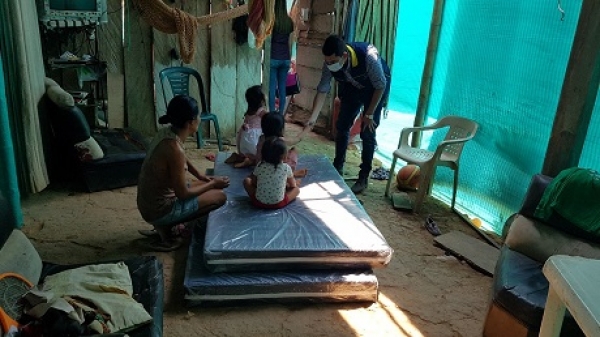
[539,255,600,337]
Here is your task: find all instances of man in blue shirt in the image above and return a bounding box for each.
[304,35,391,194]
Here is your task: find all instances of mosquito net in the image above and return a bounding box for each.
[383,0,599,234]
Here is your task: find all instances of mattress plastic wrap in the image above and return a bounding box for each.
[204,153,393,272]
[184,226,379,306]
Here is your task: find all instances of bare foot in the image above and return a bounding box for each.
[234,157,254,168]
[294,169,308,178]
[295,179,302,186]
[224,153,241,164]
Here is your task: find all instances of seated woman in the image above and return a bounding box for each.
[137,95,230,251]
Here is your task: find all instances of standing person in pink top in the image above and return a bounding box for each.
[225,85,268,168]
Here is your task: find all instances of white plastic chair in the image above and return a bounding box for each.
[384,116,479,213]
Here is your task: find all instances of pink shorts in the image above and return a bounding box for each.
[251,194,290,210]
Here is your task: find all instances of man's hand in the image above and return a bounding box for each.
[361,115,377,132]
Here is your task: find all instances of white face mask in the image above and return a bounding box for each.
[326,58,344,72]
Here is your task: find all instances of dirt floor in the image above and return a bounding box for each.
[20,122,495,337]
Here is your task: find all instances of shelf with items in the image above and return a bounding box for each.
[40,23,109,129]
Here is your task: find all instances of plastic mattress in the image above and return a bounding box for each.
[204,153,393,272]
[184,226,379,306]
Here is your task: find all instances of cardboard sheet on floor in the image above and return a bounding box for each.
[434,231,500,276]
[204,153,394,273]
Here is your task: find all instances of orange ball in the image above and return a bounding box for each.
[396,165,420,190]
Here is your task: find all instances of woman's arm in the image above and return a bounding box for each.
[167,141,227,199]
[288,30,296,59]
[186,158,210,182]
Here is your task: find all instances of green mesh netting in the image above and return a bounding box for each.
[381,0,599,234]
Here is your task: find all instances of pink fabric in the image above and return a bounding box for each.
[251,193,290,210]
[286,72,297,86]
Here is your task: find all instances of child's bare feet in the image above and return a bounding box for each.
[225,153,241,164]
[293,168,308,178]
[234,157,254,168]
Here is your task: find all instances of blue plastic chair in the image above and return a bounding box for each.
[158,67,223,151]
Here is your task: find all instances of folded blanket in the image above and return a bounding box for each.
[534,167,600,239]
[37,262,152,333]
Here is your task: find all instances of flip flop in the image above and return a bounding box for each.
[146,238,183,252]
[204,153,216,162]
[138,229,159,238]
[370,167,390,180]
[425,216,442,236]
[172,223,193,239]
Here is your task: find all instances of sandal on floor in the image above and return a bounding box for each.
[205,153,216,162]
[146,238,183,252]
[138,229,159,238]
[425,216,442,236]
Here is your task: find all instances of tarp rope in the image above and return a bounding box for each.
[131,0,249,63]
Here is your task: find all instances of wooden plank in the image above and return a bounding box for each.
[152,27,179,124]
[210,2,238,139]
[236,43,262,136]
[414,0,445,146]
[97,0,124,73]
[434,231,499,276]
[107,72,124,128]
[543,0,600,176]
[97,0,125,129]
[124,1,155,135]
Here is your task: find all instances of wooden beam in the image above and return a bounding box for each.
[210,2,238,140]
[124,1,155,135]
[413,0,445,147]
[542,0,600,177]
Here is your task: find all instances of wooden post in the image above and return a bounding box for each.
[413,0,445,147]
[99,0,125,128]
[124,0,155,135]
[542,0,600,177]
[210,2,238,139]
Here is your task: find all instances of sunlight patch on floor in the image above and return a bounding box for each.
[338,293,425,337]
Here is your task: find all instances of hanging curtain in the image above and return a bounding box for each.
[0,52,23,235]
[354,0,399,69]
[342,0,358,43]
[0,0,49,194]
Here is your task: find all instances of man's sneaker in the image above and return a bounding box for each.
[351,178,368,194]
